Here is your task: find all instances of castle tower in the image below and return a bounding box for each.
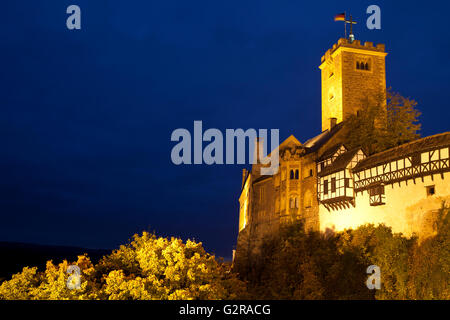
[319,38,388,132]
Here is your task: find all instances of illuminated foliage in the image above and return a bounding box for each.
[239,205,449,300]
[345,89,421,155]
[1,207,448,300]
[0,232,247,300]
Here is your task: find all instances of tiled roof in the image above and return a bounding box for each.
[304,122,344,154]
[252,175,272,185]
[353,132,450,172]
[318,143,346,161]
[318,148,361,177]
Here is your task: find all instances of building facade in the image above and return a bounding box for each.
[234,38,450,265]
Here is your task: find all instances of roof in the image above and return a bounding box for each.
[303,122,344,154]
[252,175,272,185]
[263,134,301,159]
[279,135,302,149]
[318,148,361,177]
[353,132,450,172]
[318,143,346,161]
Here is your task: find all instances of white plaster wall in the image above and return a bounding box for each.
[319,172,450,237]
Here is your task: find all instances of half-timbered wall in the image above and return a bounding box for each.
[319,145,450,239]
[354,147,449,192]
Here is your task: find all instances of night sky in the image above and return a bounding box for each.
[1,1,450,259]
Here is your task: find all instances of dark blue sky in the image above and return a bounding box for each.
[1,1,449,259]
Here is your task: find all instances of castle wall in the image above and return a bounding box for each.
[319,173,450,238]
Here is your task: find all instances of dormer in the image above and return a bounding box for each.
[317,143,348,173]
[317,148,366,210]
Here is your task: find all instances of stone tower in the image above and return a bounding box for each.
[319,38,388,132]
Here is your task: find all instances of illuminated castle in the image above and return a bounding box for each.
[234,37,450,264]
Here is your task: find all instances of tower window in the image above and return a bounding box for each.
[356,60,370,71]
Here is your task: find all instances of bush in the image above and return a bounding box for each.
[240,205,449,300]
[0,232,248,300]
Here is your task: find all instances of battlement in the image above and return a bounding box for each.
[321,38,386,63]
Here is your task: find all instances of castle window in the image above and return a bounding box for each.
[290,169,299,180]
[369,184,385,206]
[426,185,435,197]
[331,178,336,193]
[344,177,350,188]
[290,197,297,209]
[324,179,329,195]
[365,62,370,70]
[356,61,360,69]
[329,71,334,78]
[309,169,313,177]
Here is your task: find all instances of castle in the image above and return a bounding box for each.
[234,37,450,264]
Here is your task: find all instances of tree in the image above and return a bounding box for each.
[0,232,248,300]
[406,205,450,299]
[345,89,421,155]
[240,218,449,300]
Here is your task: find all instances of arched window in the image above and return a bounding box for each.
[290,170,295,180]
[295,169,299,179]
[356,61,360,69]
[365,62,369,70]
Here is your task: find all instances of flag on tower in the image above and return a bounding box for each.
[334,13,346,21]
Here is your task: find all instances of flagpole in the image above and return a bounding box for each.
[344,11,347,39]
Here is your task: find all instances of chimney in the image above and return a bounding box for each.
[242,169,248,188]
[330,117,337,129]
